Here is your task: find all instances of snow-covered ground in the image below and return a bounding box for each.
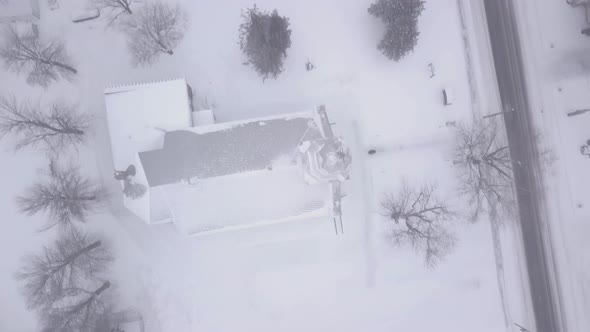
[0,0,522,331]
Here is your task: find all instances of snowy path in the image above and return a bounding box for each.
[351,121,377,287]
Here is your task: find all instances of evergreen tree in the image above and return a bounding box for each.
[368,0,425,61]
[239,5,292,80]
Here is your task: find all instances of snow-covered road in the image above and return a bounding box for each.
[461,0,590,330]
[483,0,565,331]
[510,0,590,331]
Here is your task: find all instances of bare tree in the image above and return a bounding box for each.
[92,0,136,23]
[41,280,111,332]
[453,120,514,221]
[0,27,77,87]
[122,1,188,66]
[381,182,456,267]
[0,95,88,153]
[15,230,111,311]
[17,161,104,230]
[93,0,135,15]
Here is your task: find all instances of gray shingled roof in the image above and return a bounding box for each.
[139,116,323,187]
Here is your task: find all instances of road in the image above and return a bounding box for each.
[482,1,564,331]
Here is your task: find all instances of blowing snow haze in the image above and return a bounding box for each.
[0,0,588,331]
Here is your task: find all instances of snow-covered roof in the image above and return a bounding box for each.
[0,0,38,19]
[105,78,193,171]
[138,111,323,187]
[163,167,331,235]
[192,109,215,126]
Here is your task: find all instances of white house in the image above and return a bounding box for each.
[0,0,40,23]
[104,79,350,236]
[105,78,194,170]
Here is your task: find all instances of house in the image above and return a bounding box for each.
[0,0,40,23]
[104,79,350,236]
[105,78,194,171]
[0,0,40,36]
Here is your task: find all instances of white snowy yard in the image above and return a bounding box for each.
[0,0,513,331]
